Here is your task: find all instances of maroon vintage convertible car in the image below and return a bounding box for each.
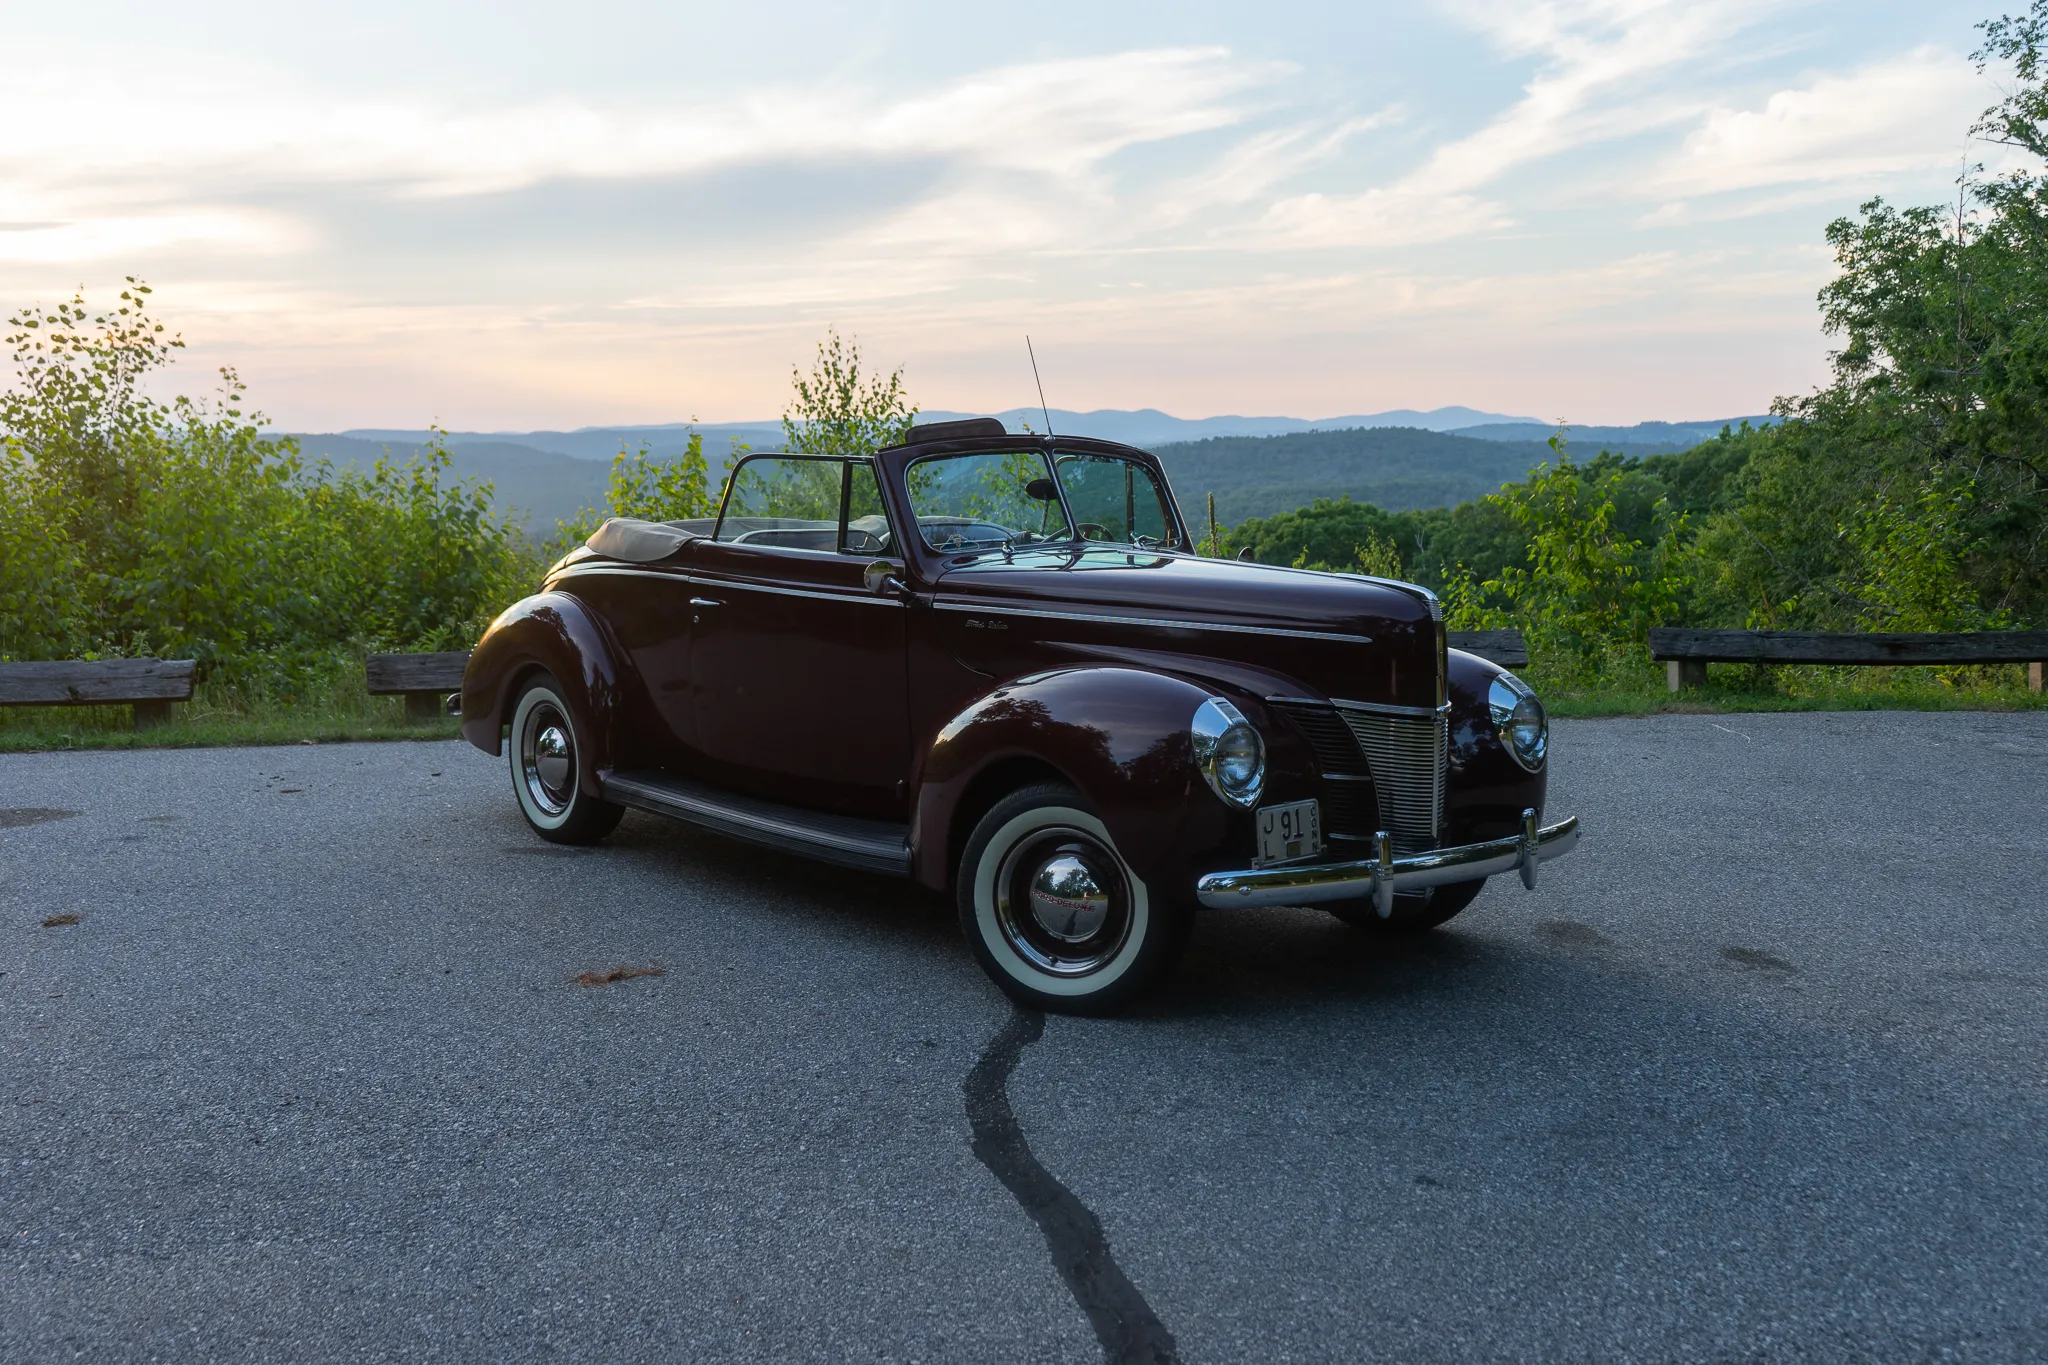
[458,418,1579,1011]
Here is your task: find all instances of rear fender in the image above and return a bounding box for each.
[460,593,628,789]
[912,667,1228,897]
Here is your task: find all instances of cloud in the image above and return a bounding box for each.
[0,5,1979,428]
[1642,47,1990,212]
[0,210,306,264]
[0,46,1272,196]
[1242,0,1765,250]
[0,44,1282,268]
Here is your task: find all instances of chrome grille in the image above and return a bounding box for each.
[1336,705,1445,854]
[1271,702,1377,843]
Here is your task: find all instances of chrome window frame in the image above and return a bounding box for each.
[711,452,900,559]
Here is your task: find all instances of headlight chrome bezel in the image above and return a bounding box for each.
[1487,672,1548,772]
[1191,697,1266,807]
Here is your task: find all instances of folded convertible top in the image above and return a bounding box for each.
[585,517,698,563]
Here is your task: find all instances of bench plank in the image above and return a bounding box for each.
[366,651,471,695]
[1446,628,1530,669]
[1649,628,2048,666]
[0,659,197,706]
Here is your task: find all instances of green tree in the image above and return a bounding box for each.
[1227,496,1429,576]
[782,328,917,457]
[546,432,718,559]
[1,282,530,684]
[1679,6,2048,633]
[608,434,715,522]
[1443,435,1690,671]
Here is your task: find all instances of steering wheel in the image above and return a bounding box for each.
[844,528,888,554]
[1076,522,1110,541]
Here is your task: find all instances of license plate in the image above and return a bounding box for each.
[1255,799,1322,866]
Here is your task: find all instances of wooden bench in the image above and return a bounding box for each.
[1648,628,2048,693]
[1447,628,1530,669]
[0,658,197,728]
[366,654,468,724]
[366,651,471,720]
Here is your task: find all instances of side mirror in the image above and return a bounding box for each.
[1024,477,1058,502]
[863,559,906,596]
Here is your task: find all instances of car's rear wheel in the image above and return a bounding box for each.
[1327,878,1486,934]
[957,782,1188,1015]
[508,673,623,845]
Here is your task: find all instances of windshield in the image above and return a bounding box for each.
[904,448,1181,554]
[904,450,1072,552]
[1054,453,1179,549]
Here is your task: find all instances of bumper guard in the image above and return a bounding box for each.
[1195,808,1581,917]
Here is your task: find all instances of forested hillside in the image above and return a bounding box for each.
[289,434,610,534]
[1154,427,1574,521]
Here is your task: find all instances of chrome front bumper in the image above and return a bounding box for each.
[1194,809,1582,916]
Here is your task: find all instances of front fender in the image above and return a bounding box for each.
[459,593,628,789]
[912,666,1229,897]
[1445,648,1548,841]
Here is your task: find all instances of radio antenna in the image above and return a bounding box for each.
[1026,336,1054,437]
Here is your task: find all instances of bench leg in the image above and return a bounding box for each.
[403,691,445,722]
[2031,661,2044,694]
[132,699,174,729]
[1666,660,1707,692]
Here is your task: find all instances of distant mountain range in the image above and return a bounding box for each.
[1149,417,1772,522]
[327,405,1544,462]
[1451,419,1768,449]
[290,408,1767,534]
[924,406,1545,445]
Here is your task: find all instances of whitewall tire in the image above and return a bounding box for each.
[507,673,624,845]
[957,782,1188,1014]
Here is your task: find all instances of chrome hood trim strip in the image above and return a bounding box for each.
[934,599,1371,645]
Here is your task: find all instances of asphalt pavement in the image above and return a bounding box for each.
[4,710,2046,1362]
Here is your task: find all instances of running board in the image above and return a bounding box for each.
[600,770,911,877]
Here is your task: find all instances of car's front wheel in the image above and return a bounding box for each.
[958,782,1188,1014]
[507,673,624,845]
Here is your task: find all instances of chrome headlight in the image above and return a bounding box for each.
[1191,697,1265,807]
[1487,672,1547,772]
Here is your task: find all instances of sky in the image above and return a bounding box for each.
[0,0,2019,429]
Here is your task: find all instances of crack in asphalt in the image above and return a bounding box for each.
[965,1007,1181,1365]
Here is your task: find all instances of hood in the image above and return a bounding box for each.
[932,547,1445,710]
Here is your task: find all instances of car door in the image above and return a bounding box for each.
[688,455,910,819]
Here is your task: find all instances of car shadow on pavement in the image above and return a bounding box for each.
[571,810,1524,1017]
[599,809,961,949]
[1145,904,1503,1021]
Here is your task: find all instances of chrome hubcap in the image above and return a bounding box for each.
[533,726,572,796]
[520,702,575,815]
[1028,854,1110,942]
[995,829,1132,977]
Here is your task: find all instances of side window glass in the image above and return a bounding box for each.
[843,461,894,557]
[1055,455,1177,547]
[904,451,1071,552]
[715,457,848,553]
[714,457,897,556]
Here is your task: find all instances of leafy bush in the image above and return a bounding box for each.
[547,433,716,557]
[1,282,532,688]
[1440,438,1691,679]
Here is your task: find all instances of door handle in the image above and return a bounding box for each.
[689,598,721,608]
